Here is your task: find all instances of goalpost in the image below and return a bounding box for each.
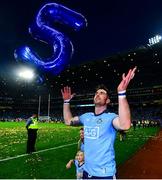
[38,94,51,121]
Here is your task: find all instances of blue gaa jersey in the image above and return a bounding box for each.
[79,111,118,177]
[80,142,84,152]
[74,160,85,180]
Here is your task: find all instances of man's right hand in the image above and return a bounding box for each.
[61,86,75,101]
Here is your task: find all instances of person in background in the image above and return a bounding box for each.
[132,120,137,130]
[26,114,39,154]
[119,130,127,141]
[66,151,85,180]
[62,67,136,179]
[77,127,84,151]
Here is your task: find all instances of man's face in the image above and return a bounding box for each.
[80,130,84,139]
[94,89,110,106]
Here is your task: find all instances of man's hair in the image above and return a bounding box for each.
[80,127,83,131]
[95,84,109,95]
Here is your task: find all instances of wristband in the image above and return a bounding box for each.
[118,90,126,94]
[118,90,126,98]
[64,99,71,103]
[118,94,126,98]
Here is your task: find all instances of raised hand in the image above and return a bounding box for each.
[61,86,75,101]
[117,67,137,92]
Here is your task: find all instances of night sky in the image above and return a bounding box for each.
[1,0,162,70]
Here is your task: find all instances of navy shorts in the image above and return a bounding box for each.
[83,170,113,179]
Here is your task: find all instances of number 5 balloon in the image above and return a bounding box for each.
[14,3,87,75]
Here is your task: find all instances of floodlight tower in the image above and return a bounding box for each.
[18,68,35,81]
[148,35,162,46]
[17,67,36,116]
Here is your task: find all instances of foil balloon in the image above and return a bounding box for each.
[14,3,87,75]
[36,74,44,84]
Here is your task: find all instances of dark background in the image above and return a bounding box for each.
[1,0,162,67]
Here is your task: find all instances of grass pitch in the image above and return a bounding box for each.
[0,122,159,179]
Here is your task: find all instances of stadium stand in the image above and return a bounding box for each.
[0,42,162,124]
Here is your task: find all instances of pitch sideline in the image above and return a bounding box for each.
[0,142,77,162]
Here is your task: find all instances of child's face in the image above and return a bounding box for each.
[77,152,84,162]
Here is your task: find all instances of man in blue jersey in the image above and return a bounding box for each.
[77,127,84,152]
[61,67,136,179]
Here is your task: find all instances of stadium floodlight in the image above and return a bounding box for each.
[17,67,35,80]
[148,35,162,46]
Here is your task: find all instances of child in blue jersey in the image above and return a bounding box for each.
[66,151,84,180]
[62,67,137,179]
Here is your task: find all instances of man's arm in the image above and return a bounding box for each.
[63,103,79,125]
[61,86,79,125]
[63,102,73,125]
[113,96,131,130]
[113,67,137,130]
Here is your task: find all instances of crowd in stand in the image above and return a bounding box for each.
[0,105,161,126]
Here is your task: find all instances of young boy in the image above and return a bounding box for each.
[66,151,84,180]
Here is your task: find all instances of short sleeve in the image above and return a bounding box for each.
[79,114,86,125]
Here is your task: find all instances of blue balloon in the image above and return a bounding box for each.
[36,74,44,84]
[14,3,87,75]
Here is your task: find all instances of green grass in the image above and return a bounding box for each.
[0,122,160,179]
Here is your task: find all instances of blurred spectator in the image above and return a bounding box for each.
[132,120,137,131]
[119,130,126,141]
